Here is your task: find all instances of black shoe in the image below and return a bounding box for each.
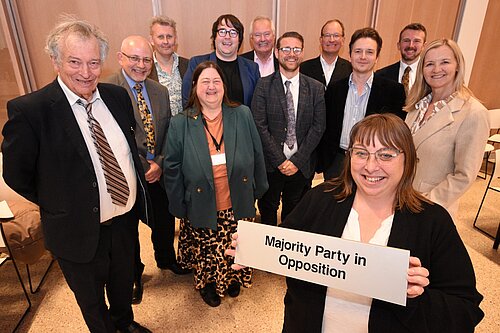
[158,262,191,275]
[131,280,143,305]
[199,283,221,307]
[227,282,241,298]
[117,321,152,333]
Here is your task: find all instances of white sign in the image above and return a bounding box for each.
[235,221,410,306]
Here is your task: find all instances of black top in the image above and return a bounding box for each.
[217,57,244,105]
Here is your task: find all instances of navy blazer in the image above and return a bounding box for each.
[182,52,260,107]
[317,75,406,172]
[281,184,484,333]
[376,61,400,83]
[240,50,279,74]
[1,80,152,263]
[251,71,326,178]
[300,56,352,87]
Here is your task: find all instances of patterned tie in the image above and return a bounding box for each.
[134,83,155,155]
[402,66,411,96]
[284,80,296,149]
[77,99,130,206]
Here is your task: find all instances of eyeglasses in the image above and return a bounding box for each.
[322,33,343,40]
[217,28,239,38]
[120,51,153,65]
[252,32,272,39]
[278,47,303,55]
[349,147,403,164]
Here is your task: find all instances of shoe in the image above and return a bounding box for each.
[158,262,191,275]
[117,321,152,333]
[199,283,221,307]
[131,280,143,305]
[227,282,241,298]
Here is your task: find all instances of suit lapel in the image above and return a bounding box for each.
[189,113,215,189]
[272,72,288,118]
[222,106,236,180]
[296,75,309,126]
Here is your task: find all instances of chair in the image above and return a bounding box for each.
[479,109,500,179]
[473,149,500,250]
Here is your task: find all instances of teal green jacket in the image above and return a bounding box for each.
[164,104,268,229]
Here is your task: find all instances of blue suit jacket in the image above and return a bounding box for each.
[182,52,260,107]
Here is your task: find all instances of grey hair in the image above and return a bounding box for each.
[250,16,275,35]
[149,15,177,34]
[45,15,109,64]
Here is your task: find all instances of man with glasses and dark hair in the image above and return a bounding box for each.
[104,35,190,305]
[300,19,352,88]
[251,31,325,226]
[182,14,260,107]
[376,23,427,95]
[318,27,406,180]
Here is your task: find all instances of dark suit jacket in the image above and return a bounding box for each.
[1,80,152,263]
[240,50,279,74]
[103,72,171,173]
[300,56,352,87]
[182,52,260,107]
[281,184,484,333]
[164,104,268,229]
[148,54,189,81]
[251,71,326,179]
[318,75,406,172]
[375,61,400,83]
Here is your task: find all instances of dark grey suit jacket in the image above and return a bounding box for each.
[103,72,171,173]
[1,80,151,263]
[240,50,279,74]
[148,54,189,81]
[300,56,352,87]
[375,61,400,83]
[251,71,326,178]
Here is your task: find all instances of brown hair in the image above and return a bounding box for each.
[349,27,382,56]
[211,14,244,51]
[327,113,430,213]
[185,61,239,117]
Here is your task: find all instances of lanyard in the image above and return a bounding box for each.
[202,118,224,152]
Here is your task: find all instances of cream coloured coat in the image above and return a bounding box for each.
[406,95,489,219]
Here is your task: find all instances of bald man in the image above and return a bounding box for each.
[104,35,188,304]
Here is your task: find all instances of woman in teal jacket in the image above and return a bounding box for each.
[164,61,268,307]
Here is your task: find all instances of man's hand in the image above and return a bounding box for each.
[145,160,162,183]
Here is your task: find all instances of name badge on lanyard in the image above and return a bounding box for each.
[211,153,226,166]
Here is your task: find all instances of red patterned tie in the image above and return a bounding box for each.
[77,100,130,206]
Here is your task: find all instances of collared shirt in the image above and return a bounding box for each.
[154,52,183,116]
[339,73,374,150]
[410,92,458,134]
[58,76,137,223]
[254,51,275,77]
[320,55,339,86]
[280,72,300,159]
[398,59,419,90]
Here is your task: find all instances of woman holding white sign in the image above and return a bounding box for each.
[228,113,483,332]
[164,61,268,307]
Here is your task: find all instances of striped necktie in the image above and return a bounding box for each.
[77,99,130,206]
[134,83,155,155]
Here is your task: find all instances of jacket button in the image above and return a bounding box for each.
[92,182,97,188]
[280,142,284,146]
[242,176,248,182]
[196,187,202,193]
[93,207,98,213]
[284,127,287,132]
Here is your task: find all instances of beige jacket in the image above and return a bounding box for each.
[406,95,489,219]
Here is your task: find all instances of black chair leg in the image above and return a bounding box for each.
[26,256,55,294]
[494,222,500,250]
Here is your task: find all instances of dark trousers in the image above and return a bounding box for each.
[258,170,311,226]
[135,181,176,280]
[323,150,347,180]
[57,212,137,333]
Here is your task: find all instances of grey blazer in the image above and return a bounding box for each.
[103,72,171,172]
[251,71,326,178]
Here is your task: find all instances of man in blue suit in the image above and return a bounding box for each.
[182,14,260,107]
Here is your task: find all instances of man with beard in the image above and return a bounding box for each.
[376,23,427,95]
[251,31,325,226]
[318,28,406,180]
[300,19,352,88]
[241,16,279,77]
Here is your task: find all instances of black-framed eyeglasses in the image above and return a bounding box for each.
[348,147,403,163]
[278,47,303,55]
[120,51,153,65]
[217,28,239,38]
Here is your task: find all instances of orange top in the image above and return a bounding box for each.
[203,112,231,211]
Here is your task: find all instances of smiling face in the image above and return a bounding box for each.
[350,37,378,75]
[118,36,153,83]
[320,21,344,57]
[397,29,425,64]
[250,19,275,58]
[150,23,177,58]
[196,67,224,110]
[276,36,304,76]
[215,19,239,61]
[423,45,458,97]
[53,33,102,101]
[350,136,404,203]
